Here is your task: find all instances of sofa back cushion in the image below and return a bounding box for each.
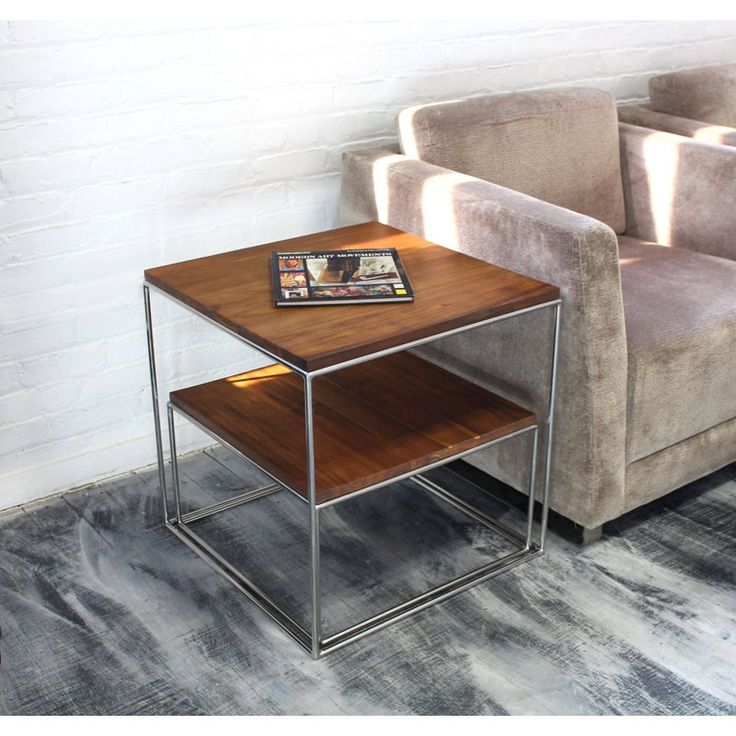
[398,87,626,233]
[649,63,736,128]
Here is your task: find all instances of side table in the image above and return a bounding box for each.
[143,222,561,659]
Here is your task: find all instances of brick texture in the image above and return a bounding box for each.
[2,20,736,509]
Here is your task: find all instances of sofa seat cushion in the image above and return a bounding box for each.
[619,235,736,462]
[649,63,736,128]
[398,88,627,233]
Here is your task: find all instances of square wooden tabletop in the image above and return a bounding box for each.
[144,222,559,373]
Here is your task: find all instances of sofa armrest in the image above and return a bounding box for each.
[340,149,628,527]
[620,122,736,260]
[618,105,736,146]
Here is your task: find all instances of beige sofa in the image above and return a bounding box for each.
[619,63,736,145]
[340,88,736,539]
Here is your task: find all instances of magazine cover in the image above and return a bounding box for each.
[271,248,414,306]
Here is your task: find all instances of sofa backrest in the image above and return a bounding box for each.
[649,63,736,128]
[398,87,626,234]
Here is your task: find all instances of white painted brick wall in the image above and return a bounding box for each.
[2,20,736,509]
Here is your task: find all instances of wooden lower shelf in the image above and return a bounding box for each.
[170,352,535,505]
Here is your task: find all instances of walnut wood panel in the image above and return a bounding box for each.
[145,222,559,372]
[170,352,536,504]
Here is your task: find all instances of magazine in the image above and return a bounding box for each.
[271,248,414,306]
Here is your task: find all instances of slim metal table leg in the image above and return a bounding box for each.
[143,284,169,523]
[167,403,182,524]
[539,301,561,550]
[304,374,321,659]
[524,426,539,549]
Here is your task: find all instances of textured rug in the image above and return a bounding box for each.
[0,448,734,715]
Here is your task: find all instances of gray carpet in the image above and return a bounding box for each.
[0,446,734,715]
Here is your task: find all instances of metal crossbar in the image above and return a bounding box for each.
[163,444,541,658]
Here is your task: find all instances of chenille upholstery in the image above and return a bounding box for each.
[618,236,736,463]
[340,87,736,533]
[617,104,736,146]
[618,63,736,146]
[400,88,627,232]
[650,63,736,127]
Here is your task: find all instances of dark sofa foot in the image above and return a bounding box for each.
[575,524,604,546]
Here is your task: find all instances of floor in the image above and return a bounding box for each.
[0,447,734,715]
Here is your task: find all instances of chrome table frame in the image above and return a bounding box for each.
[143,281,561,659]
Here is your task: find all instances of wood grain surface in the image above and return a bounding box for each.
[144,222,559,372]
[169,351,535,503]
